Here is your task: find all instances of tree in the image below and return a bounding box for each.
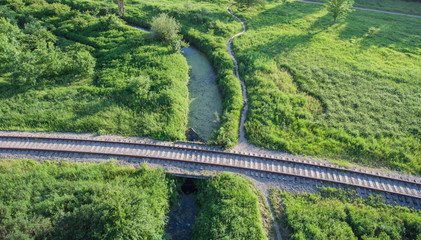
[151,13,181,44]
[325,0,354,24]
[117,0,124,16]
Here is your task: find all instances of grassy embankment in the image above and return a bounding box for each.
[270,187,421,239]
[0,159,180,239]
[50,0,244,148]
[230,1,421,174]
[0,0,189,141]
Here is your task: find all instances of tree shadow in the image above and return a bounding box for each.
[70,97,116,122]
[307,12,331,32]
[247,1,323,29]
[243,31,318,60]
[0,76,86,101]
[233,1,332,57]
[338,11,421,53]
[238,14,329,59]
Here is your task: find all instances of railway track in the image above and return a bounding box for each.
[0,133,420,205]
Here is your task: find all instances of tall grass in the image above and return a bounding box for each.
[193,173,268,240]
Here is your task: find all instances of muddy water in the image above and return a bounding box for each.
[183,47,222,142]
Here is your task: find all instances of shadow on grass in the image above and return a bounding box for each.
[0,77,85,101]
[247,1,322,29]
[338,12,421,53]
[0,81,27,100]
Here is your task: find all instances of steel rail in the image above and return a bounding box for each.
[0,135,419,187]
[0,145,420,202]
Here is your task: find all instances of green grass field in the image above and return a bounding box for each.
[1,0,244,147]
[231,1,421,174]
[42,0,243,147]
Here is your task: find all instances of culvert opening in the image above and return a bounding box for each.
[181,178,197,194]
[166,177,199,239]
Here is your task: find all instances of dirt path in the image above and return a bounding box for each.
[226,2,248,146]
[226,3,284,155]
[298,0,421,18]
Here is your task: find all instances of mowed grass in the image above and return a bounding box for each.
[232,1,421,174]
[315,0,421,15]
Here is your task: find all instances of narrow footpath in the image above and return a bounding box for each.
[298,0,421,18]
[226,2,248,145]
[226,4,289,156]
[226,3,277,154]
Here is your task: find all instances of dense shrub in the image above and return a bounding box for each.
[0,17,95,85]
[193,173,267,240]
[151,13,181,44]
[270,187,421,240]
[0,159,178,239]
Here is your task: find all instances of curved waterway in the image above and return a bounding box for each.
[132,26,222,142]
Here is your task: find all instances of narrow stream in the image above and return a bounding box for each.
[166,178,198,240]
[132,26,222,142]
[183,47,222,142]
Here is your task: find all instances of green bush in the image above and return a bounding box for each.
[0,159,178,239]
[193,173,267,240]
[151,13,181,43]
[0,17,96,85]
[270,187,421,240]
